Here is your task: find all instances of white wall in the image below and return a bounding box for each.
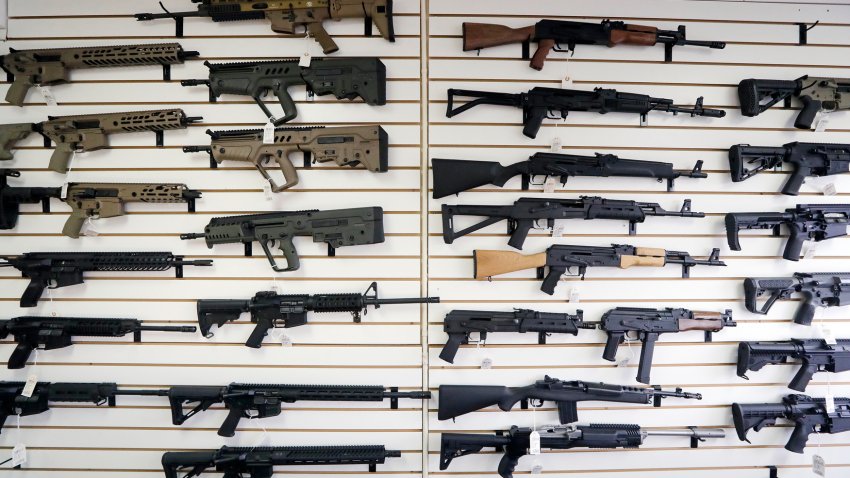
[2,0,850,477]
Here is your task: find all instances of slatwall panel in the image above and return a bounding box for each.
[427,1,850,478]
[1,1,426,478]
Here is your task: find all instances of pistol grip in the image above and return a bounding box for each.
[261,236,300,272]
[786,420,814,453]
[795,95,822,130]
[507,219,533,250]
[273,87,299,125]
[218,407,243,437]
[781,166,809,196]
[439,334,466,363]
[521,106,547,139]
[21,278,47,307]
[272,156,299,192]
[62,212,87,238]
[530,39,555,71]
[8,343,35,369]
[6,79,32,107]
[788,362,817,391]
[245,320,273,349]
[793,291,818,325]
[783,226,806,261]
[48,143,75,173]
[602,332,624,361]
[540,266,566,295]
[308,23,339,54]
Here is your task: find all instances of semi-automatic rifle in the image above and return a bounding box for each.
[738,76,850,129]
[730,142,850,195]
[136,0,395,54]
[737,339,850,391]
[1,43,197,106]
[197,282,438,347]
[432,153,706,198]
[0,317,196,369]
[462,19,725,69]
[442,196,703,248]
[473,244,725,294]
[181,208,384,272]
[446,86,725,138]
[0,252,213,307]
[182,59,386,125]
[725,204,850,260]
[184,125,388,192]
[744,272,850,325]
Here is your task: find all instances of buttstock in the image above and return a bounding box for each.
[462,23,534,52]
[473,250,546,279]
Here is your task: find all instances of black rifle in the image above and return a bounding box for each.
[442,196,703,248]
[730,142,850,196]
[600,307,736,384]
[446,87,725,139]
[462,19,725,69]
[440,424,725,478]
[0,252,213,307]
[0,169,61,229]
[432,153,706,198]
[440,308,594,363]
[473,244,725,294]
[744,272,850,325]
[0,381,166,431]
[181,208,384,272]
[738,339,850,391]
[733,394,850,453]
[196,282,439,347]
[155,383,431,437]
[182,59,386,125]
[738,76,850,129]
[162,445,401,478]
[0,317,196,369]
[725,204,850,261]
[438,376,701,422]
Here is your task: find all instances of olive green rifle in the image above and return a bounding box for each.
[135,0,394,54]
[184,125,388,192]
[0,109,202,173]
[1,43,198,106]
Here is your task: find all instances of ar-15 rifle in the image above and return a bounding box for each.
[432,152,706,198]
[446,86,725,139]
[439,308,594,363]
[0,252,213,307]
[181,208,384,272]
[738,76,850,129]
[154,382,430,437]
[182,59,386,125]
[744,272,850,325]
[1,43,198,106]
[730,142,850,196]
[733,394,850,453]
[737,339,850,391]
[438,376,701,422]
[184,125,388,192]
[725,204,850,261]
[0,317,196,369]
[442,196,703,248]
[162,445,401,478]
[196,282,439,348]
[440,424,725,478]
[0,109,202,173]
[599,307,735,384]
[463,19,725,70]
[473,244,725,294]
[0,381,166,432]
[136,0,394,54]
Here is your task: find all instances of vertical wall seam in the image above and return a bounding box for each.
[420,0,431,476]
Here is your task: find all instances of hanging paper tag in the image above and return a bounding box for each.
[813,454,826,476]
[81,217,100,237]
[823,182,837,196]
[37,86,57,107]
[480,357,493,369]
[821,325,838,345]
[60,182,70,199]
[568,287,580,303]
[551,223,564,237]
[803,241,818,259]
[263,121,276,144]
[268,281,282,294]
[814,116,830,133]
[531,464,543,474]
[543,177,557,194]
[550,137,561,153]
[561,75,573,89]
[529,430,541,455]
[11,444,26,467]
[262,182,274,201]
[617,358,630,367]
[299,52,312,68]
[825,392,836,414]
[21,374,38,398]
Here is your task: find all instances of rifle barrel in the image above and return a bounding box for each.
[139,325,198,333]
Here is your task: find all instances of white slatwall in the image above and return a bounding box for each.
[3,1,850,478]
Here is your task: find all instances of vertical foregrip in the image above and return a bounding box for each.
[636,334,658,384]
[540,266,566,295]
[218,407,244,437]
[782,227,806,261]
[792,292,818,325]
[244,320,273,348]
[439,334,465,363]
[788,362,817,392]
[7,343,35,369]
[602,332,624,361]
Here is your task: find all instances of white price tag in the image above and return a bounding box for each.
[280,334,293,347]
[299,52,312,68]
[11,444,26,467]
[813,454,826,476]
[81,218,100,237]
[561,75,573,88]
[263,121,276,144]
[543,177,558,194]
[262,182,274,201]
[530,464,543,474]
[617,358,630,367]
[21,374,38,398]
[814,116,830,133]
[825,392,836,414]
[803,241,819,259]
[268,281,283,294]
[568,287,580,303]
[823,182,837,196]
[480,357,493,369]
[550,137,562,153]
[60,182,69,199]
[821,325,838,345]
[551,224,564,237]
[37,86,57,106]
[529,430,541,455]
[270,329,293,346]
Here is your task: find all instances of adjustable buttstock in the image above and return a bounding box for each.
[6,79,32,107]
[788,362,817,391]
[218,406,244,437]
[196,299,249,338]
[439,333,467,363]
[8,342,35,369]
[462,23,534,52]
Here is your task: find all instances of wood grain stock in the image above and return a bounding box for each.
[619,255,665,269]
[609,24,658,46]
[635,247,666,257]
[473,250,546,279]
[530,38,556,71]
[678,317,724,332]
[462,22,535,51]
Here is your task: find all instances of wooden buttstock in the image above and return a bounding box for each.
[473,250,546,279]
[619,255,665,269]
[609,24,658,46]
[678,317,724,332]
[463,22,535,51]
